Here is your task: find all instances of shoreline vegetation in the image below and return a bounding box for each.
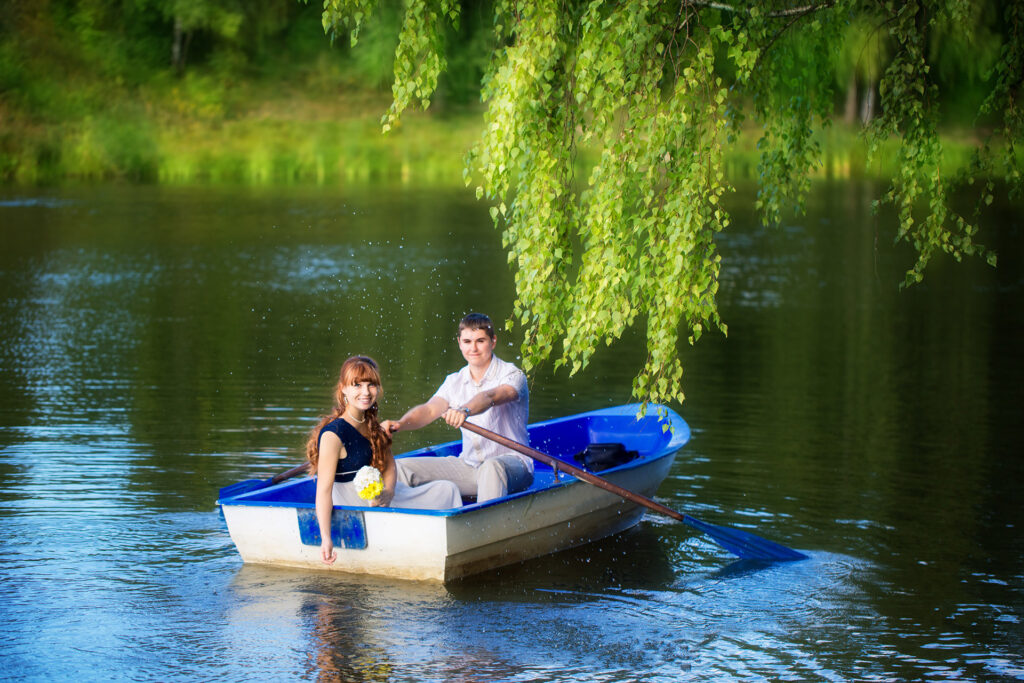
[0,1,1002,190]
[0,90,989,188]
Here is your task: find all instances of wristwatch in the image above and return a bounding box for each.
[457,406,471,416]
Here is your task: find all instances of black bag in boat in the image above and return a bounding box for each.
[572,442,638,472]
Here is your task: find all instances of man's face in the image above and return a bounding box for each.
[457,327,497,368]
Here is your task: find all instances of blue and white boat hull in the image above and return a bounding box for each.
[219,404,688,581]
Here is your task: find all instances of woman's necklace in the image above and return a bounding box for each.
[344,410,365,424]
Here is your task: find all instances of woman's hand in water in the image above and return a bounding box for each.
[321,540,337,564]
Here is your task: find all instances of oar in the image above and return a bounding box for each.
[461,422,807,562]
[218,462,309,500]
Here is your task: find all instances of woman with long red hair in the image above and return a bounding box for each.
[307,355,461,564]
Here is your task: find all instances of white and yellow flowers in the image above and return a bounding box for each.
[354,466,383,500]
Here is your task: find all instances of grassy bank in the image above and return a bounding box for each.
[0,79,988,188]
[1,81,482,186]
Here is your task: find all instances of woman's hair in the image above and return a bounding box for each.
[306,356,392,476]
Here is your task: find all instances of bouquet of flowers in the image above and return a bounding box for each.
[354,465,383,500]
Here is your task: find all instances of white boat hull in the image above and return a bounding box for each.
[221,450,676,582]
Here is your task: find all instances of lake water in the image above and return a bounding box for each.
[1,183,1022,681]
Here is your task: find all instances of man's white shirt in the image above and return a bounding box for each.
[433,354,531,471]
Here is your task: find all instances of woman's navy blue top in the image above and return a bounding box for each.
[319,418,373,482]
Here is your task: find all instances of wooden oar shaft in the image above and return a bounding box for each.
[218,461,310,499]
[460,421,685,523]
[272,462,310,485]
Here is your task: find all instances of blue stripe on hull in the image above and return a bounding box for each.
[296,508,368,549]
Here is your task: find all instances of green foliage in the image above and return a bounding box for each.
[308,0,491,101]
[320,0,461,128]
[864,0,1004,286]
[323,0,1020,409]
[346,3,403,86]
[972,1,1023,226]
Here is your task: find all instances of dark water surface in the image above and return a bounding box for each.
[1,183,1022,681]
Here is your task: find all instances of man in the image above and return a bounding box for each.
[382,313,532,503]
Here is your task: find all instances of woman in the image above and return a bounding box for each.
[306,356,462,565]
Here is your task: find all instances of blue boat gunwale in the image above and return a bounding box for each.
[217,403,689,517]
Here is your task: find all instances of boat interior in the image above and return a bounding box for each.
[226,410,681,510]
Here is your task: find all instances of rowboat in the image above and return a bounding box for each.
[217,403,689,582]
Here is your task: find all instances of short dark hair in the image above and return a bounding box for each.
[458,312,495,339]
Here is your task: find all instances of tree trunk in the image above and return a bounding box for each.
[844,75,857,126]
[860,80,876,124]
[171,17,191,75]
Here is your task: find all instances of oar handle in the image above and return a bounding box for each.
[460,421,685,523]
[271,462,310,485]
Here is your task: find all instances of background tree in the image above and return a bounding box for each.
[318,0,1021,411]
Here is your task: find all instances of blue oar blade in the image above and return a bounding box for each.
[682,515,808,562]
